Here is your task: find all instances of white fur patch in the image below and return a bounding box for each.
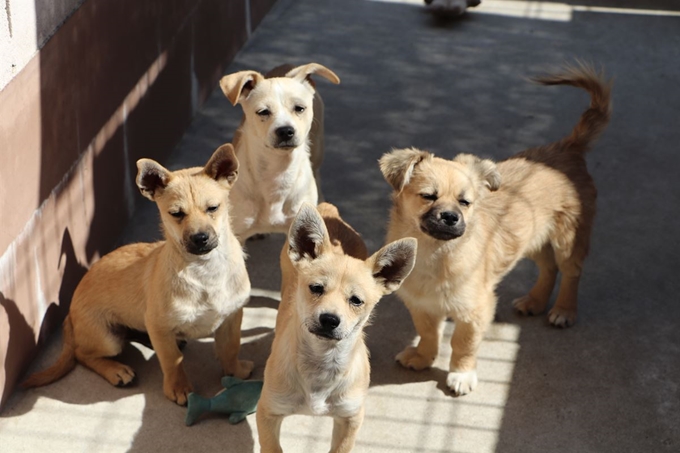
[446,369,478,396]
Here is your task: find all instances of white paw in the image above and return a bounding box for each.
[446,370,478,396]
[548,307,576,328]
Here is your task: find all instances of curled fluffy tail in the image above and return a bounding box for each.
[533,61,612,153]
[22,316,76,388]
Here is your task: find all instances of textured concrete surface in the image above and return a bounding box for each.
[2,0,679,452]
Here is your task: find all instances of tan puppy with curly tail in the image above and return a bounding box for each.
[380,63,611,396]
[257,203,417,453]
[23,144,252,406]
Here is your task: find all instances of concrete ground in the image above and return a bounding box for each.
[2,0,680,451]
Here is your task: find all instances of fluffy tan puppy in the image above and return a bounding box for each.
[380,64,611,396]
[220,63,340,241]
[257,203,417,453]
[23,144,252,405]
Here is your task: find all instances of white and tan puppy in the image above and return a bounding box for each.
[257,203,417,453]
[219,63,340,241]
[23,144,253,406]
[380,64,611,396]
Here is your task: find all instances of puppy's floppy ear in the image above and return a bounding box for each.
[136,159,171,201]
[454,154,501,192]
[285,63,340,89]
[204,143,239,186]
[219,70,264,105]
[379,148,432,193]
[288,203,332,263]
[369,238,417,294]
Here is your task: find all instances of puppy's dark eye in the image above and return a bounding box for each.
[207,205,219,213]
[256,109,271,117]
[421,193,438,201]
[294,105,305,113]
[349,296,363,307]
[309,284,324,295]
[459,199,470,207]
[170,211,186,220]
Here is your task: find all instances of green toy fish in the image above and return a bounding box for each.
[185,376,263,426]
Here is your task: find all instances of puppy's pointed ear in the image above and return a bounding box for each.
[285,63,340,90]
[136,159,171,200]
[288,203,332,263]
[454,154,501,192]
[204,143,239,186]
[219,70,264,105]
[379,148,432,193]
[369,238,417,294]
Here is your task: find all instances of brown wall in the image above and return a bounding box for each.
[0,0,277,410]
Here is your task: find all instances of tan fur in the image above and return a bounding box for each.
[257,203,416,453]
[23,144,253,406]
[380,63,611,396]
[219,63,340,241]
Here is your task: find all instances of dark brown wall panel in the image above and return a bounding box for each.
[0,0,277,410]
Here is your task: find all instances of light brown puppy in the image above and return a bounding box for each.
[380,64,611,396]
[220,63,340,241]
[23,144,252,405]
[257,203,417,453]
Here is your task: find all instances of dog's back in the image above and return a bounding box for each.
[316,203,368,260]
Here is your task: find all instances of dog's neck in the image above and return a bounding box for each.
[293,314,366,388]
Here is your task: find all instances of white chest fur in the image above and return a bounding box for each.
[229,139,318,239]
[271,336,366,419]
[169,246,250,339]
[397,239,479,320]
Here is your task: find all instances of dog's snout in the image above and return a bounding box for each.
[190,232,209,246]
[440,211,460,226]
[275,126,295,140]
[319,313,341,331]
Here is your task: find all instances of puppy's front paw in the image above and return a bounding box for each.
[446,370,478,396]
[395,346,435,371]
[548,307,576,328]
[513,294,547,316]
[105,363,136,387]
[164,375,193,406]
[227,359,254,380]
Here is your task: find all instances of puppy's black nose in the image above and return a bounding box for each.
[275,126,295,140]
[440,211,459,226]
[190,232,209,247]
[319,313,340,331]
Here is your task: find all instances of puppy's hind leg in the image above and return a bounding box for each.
[72,316,135,387]
[330,409,364,453]
[513,244,558,316]
[548,210,594,328]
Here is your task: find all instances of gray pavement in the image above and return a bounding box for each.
[2,0,680,452]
